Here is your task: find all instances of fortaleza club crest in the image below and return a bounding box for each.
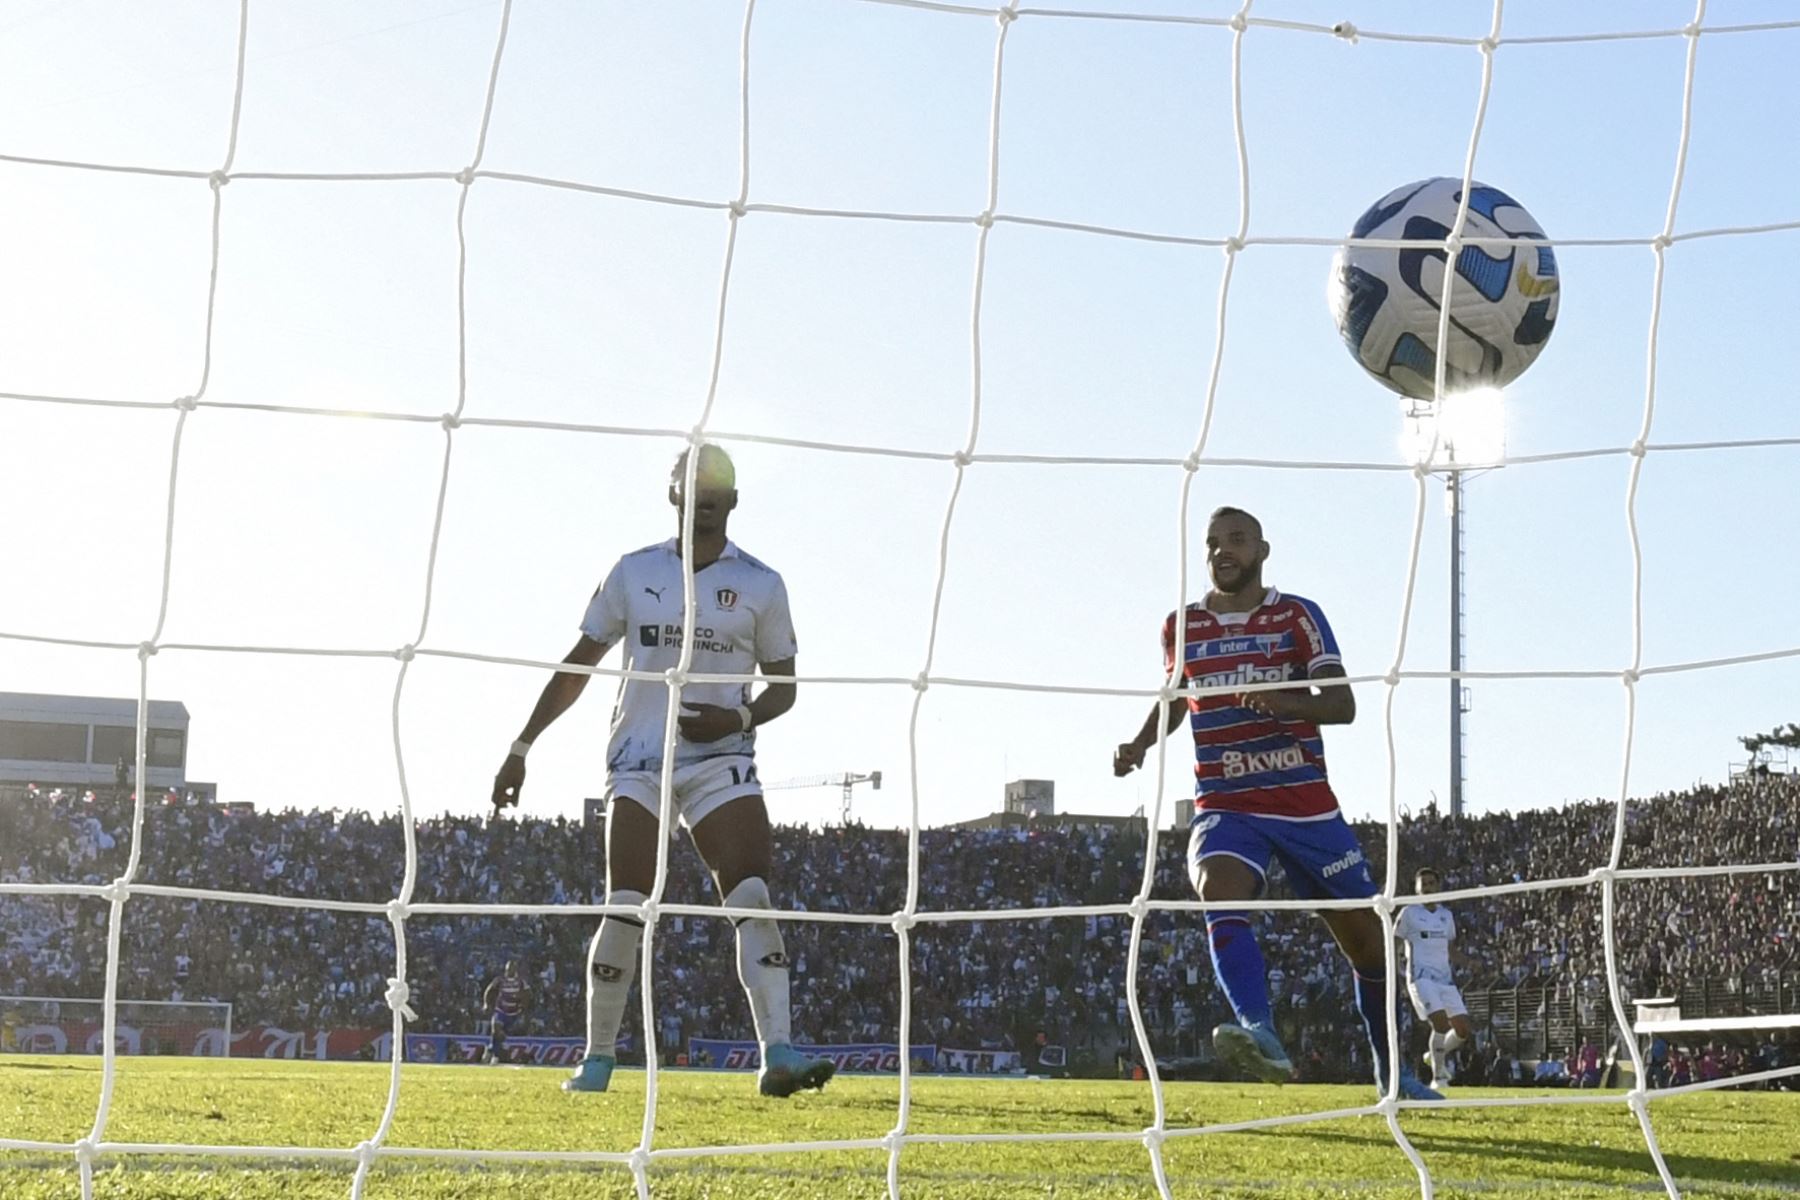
[714,587,738,610]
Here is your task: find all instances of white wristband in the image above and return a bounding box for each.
[510,739,533,759]
[734,705,754,732]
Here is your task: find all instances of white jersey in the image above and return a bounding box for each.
[580,539,797,773]
[1395,902,1456,984]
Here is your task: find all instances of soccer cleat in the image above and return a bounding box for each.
[757,1043,835,1098]
[1395,1067,1444,1102]
[1211,1022,1293,1084]
[562,1054,616,1093]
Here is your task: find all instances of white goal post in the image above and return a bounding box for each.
[0,995,232,1059]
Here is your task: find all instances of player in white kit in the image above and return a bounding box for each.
[1394,867,1473,1086]
[491,444,834,1098]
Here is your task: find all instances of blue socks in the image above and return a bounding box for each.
[1206,913,1273,1029]
[1354,969,1394,1085]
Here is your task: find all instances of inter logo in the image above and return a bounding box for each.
[715,587,738,610]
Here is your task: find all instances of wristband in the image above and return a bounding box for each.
[510,739,533,759]
[734,705,754,732]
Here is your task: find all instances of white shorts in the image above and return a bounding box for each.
[1407,975,1467,1021]
[608,754,760,830]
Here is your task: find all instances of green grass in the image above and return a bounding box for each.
[3,1056,1797,1198]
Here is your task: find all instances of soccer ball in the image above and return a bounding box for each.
[1328,177,1559,401]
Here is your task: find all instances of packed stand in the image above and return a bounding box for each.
[2,773,1796,1083]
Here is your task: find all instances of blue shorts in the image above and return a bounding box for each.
[1188,809,1376,901]
[490,1011,520,1033]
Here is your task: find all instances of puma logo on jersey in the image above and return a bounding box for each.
[644,586,666,600]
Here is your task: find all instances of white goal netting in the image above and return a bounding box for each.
[3,2,1800,1199]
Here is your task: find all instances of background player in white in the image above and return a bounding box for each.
[1396,867,1472,1086]
[491,444,834,1098]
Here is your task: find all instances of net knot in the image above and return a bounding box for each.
[996,5,1017,26]
[890,911,916,934]
[173,394,199,411]
[137,640,159,661]
[1182,451,1201,473]
[99,880,130,905]
[1591,865,1617,886]
[952,449,974,468]
[73,1137,97,1166]
[1383,668,1401,687]
[439,412,461,431]
[1478,34,1500,54]
[1443,232,1463,256]
[1331,20,1359,43]
[385,899,412,924]
[880,1129,903,1153]
[1683,21,1702,39]
[1627,1089,1650,1116]
[727,199,747,218]
[911,672,930,693]
[1376,1092,1400,1117]
[627,1147,652,1176]
[1223,235,1244,255]
[1620,668,1640,687]
[1411,462,1428,480]
[352,1139,378,1168]
[1628,438,1648,458]
[1141,1126,1166,1151]
[1227,12,1247,34]
[394,644,416,663]
[637,898,659,924]
[1372,892,1396,916]
[664,667,688,688]
[974,210,995,229]
[384,978,418,1021]
[1651,233,1674,252]
[455,167,475,187]
[207,170,228,190]
[1126,895,1150,921]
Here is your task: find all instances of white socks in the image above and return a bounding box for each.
[1429,1028,1466,1082]
[584,889,646,1060]
[726,876,792,1051]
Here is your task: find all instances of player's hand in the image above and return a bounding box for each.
[492,754,526,811]
[1113,741,1148,777]
[678,703,743,744]
[1237,687,1307,721]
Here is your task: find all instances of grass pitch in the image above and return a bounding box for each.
[2,1056,1796,1198]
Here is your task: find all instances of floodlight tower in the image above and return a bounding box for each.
[1405,388,1504,818]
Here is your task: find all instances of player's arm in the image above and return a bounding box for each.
[1237,662,1355,725]
[677,656,796,743]
[1113,699,1189,776]
[492,635,611,810]
[481,979,498,1009]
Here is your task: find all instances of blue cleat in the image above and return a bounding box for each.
[562,1054,616,1093]
[1394,1066,1444,1102]
[1211,1022,1293,1084]
[757,1043,835,1098]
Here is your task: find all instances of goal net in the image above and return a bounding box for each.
[3,1,1799,1198]
[0,996,232,1059]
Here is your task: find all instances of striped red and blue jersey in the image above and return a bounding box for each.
[492,975,527,1017]
[1160,589,1343,820]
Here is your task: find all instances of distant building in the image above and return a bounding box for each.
[1003,778,1055,819]
[0,692,189,792]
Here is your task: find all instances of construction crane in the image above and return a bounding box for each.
[761,771,882,824]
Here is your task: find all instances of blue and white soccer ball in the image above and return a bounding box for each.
[1328,177,1559,401]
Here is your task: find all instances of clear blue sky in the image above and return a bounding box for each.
[2,0,1797,832]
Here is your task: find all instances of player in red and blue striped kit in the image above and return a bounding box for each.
[1114,507,1439,1100]
[481,961,531,1065]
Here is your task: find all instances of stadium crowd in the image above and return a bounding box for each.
[2,772,1796,1084]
